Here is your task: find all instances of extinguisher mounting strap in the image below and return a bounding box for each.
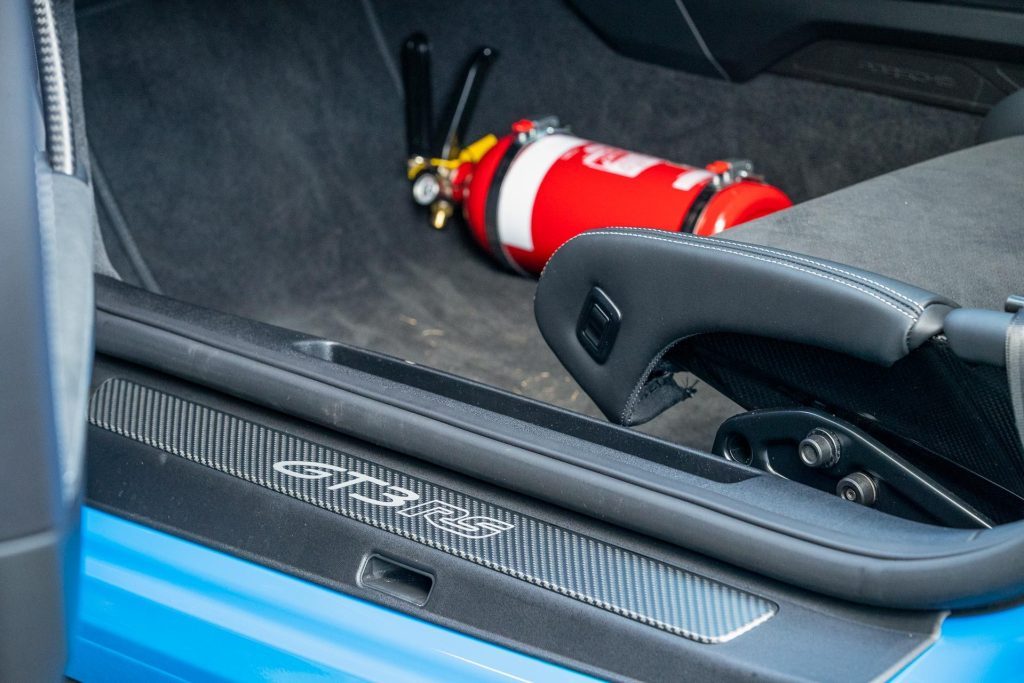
[679,182,718,233]
[483,137,530,275]
[681,161,759,233]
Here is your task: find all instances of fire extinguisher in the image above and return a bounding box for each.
[401,34,793,275]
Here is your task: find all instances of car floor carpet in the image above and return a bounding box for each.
[75,0,981,449]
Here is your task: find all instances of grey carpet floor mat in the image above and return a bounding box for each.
[76,0,980,449]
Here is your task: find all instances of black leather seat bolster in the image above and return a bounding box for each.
[535,228,956,426]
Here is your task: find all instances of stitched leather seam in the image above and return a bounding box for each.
[606,228,923,313]
[622,340,676,424]
[703,241,924,311]
[540,229,924,315]
[589,231,919,322]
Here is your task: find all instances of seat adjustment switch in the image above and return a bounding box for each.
[576,287,621,364]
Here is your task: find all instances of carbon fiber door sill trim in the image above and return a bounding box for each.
[89,378,777,643]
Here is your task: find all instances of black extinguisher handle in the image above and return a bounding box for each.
[401,33,434,160]
[437,46,498,161]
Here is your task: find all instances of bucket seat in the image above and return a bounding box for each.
[535,132,1024,525]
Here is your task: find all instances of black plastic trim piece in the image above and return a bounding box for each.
[946,309,1013,367]
[772,40,1024,114]
[575,286,621,364]
[90,377,778,644]
[569,0,1024,83]
[358,555,434,607]
[85,359,944,682]
[93,277,1024,609]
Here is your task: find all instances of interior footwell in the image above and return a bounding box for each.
[75,0,981,449]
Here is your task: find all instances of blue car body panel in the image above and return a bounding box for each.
[892,603,1024,682]
[67,508,595,682]
[67,507,1024,682]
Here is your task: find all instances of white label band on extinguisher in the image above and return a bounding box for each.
[672,169,713,191]
[496,134,586,252]
[580,143,661,178]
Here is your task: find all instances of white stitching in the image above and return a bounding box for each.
[538,228,618,280]
[700,240,924,311]
[569,230,919,322]
[621,341,676,424]
[605,227,924,311]
[540,227,924,312]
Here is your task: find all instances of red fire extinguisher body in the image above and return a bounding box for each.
[462,130,792,274]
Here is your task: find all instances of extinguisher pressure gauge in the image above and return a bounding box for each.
[411,171,442,206]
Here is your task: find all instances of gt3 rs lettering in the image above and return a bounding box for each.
[328,471,419,507]
[273,461,347,480]
[272,460,514,537]
[397,500,515,539]
[273,460,418,507]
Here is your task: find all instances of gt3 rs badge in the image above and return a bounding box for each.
[273,460,514,539]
